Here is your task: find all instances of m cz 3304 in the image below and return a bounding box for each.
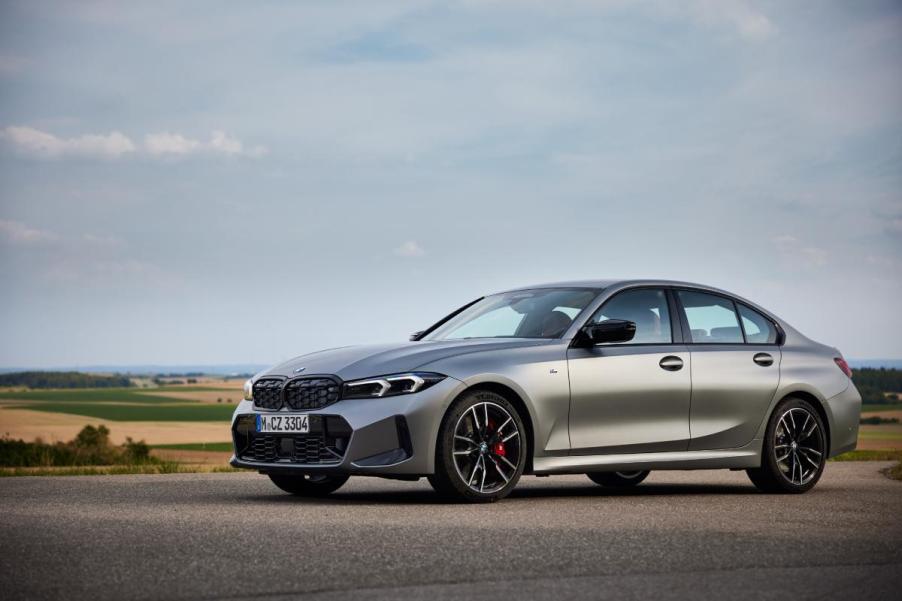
[231,279,861,502]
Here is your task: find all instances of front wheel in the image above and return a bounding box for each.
[746,397,827,493]
[587,470,650,487]
[428,390,527,503]
[268,473,349,497]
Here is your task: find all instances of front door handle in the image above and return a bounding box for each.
[659,356,683,371]
[753,352,774,367]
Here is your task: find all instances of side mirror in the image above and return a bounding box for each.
[582,320,636,345]
[409,331,425,341]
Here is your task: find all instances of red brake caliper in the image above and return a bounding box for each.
[487,418,506,456]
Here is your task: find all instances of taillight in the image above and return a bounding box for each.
[834,357,853,379]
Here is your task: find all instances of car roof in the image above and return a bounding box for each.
[500,279,716,292]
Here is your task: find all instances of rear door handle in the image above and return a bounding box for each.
[659,356,683,371]
[753,352,774,367]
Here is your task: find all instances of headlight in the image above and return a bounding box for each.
[243,378,254,401]
[343,372,446,399]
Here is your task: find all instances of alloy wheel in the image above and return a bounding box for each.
[451,401,522,494]
[774,407,823,486]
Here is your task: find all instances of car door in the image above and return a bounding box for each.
[567,288,692,454]
[674,289,782,451]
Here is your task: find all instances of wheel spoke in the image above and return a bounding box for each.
[468,457,480,486]
[776,451,791,462]
[799,446,822,456]
[479,456,487,492]
[484,403,489,430]
[496,416,512,435]
[455,434,478,446]
[801,422,818,441]
[498,453,517,472]
[502,431,519,443]
[788,410,797,438]
[470,406,480,432]
[488,456,510,484]
[453,450,473,456]
[799,451,819,469]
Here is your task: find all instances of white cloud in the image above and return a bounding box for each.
[144,132,201,155]
[0,220,59,245]
[393,240,425,257]
[772,234,828,267]
[2,125,267,160]
[145,130,266,157]
[686,0,776,41]
[1,126,136,158]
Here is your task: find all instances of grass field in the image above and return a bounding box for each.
[152,442,233,452]
[862,403,902,412]
[0,387,231,404]
[9,402,235,422]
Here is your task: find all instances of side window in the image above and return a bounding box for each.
[738,304,778,344]
[677,291,743,343]
[590,288,672,344]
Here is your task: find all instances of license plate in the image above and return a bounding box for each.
[256,414,310,433]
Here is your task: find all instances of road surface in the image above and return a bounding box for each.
[1,462,900,600]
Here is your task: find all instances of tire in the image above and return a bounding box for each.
[268,473,349,497]
[428,389,527,503]
[587,470,650,487]
[746,397,827,494]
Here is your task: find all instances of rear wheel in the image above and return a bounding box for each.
[746,397,826,493]
[268,473,349,496]
[587,470,650,487]
[428,390,527,503]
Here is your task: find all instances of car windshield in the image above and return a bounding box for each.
[424,288,600,340]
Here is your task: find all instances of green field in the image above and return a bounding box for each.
[152,442,233,452]
[862,403,902,413]
[0,388,224,404]
[10,402,235,422]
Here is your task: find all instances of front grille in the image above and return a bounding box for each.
[284,378,341,410]
[253,378,284,410]
[252,376,342,411]
[232,414,352,466]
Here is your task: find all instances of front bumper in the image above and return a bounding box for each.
[229,375,465,476]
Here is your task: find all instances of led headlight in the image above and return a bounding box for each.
[343,372,446,399]
[243,378,254,401]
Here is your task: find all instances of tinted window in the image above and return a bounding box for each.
[427,288,598,340]
[738,304,778,344]
[591,288,672,344]
[678,290,743,343]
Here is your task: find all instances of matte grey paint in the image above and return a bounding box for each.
[231,279,861,478]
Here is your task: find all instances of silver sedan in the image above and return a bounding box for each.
[231,279,861,502]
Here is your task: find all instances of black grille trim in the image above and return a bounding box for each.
[252,378,285,410]
[252,375,344,412]
[232,414,351,465]
[284,376,342,410]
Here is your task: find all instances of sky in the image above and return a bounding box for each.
[0,0,900,368]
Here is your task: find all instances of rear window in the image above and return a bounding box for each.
[738,304,778,344]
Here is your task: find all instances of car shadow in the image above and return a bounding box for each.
[239,480,759,506]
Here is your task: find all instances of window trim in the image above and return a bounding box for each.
[574,286,680,348]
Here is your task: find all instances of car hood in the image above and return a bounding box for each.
[261,339,550,381]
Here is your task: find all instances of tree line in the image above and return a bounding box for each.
[0,371,133,389]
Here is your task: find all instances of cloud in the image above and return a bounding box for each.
[145,130,267,157]
[1,126,136,158]
[772,234,828,267]
[0,220,59,245]
[2,126,267,159]
[393,241,425,257]
[687,0,776,41]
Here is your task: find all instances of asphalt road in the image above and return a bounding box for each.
[1,462,900,601]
